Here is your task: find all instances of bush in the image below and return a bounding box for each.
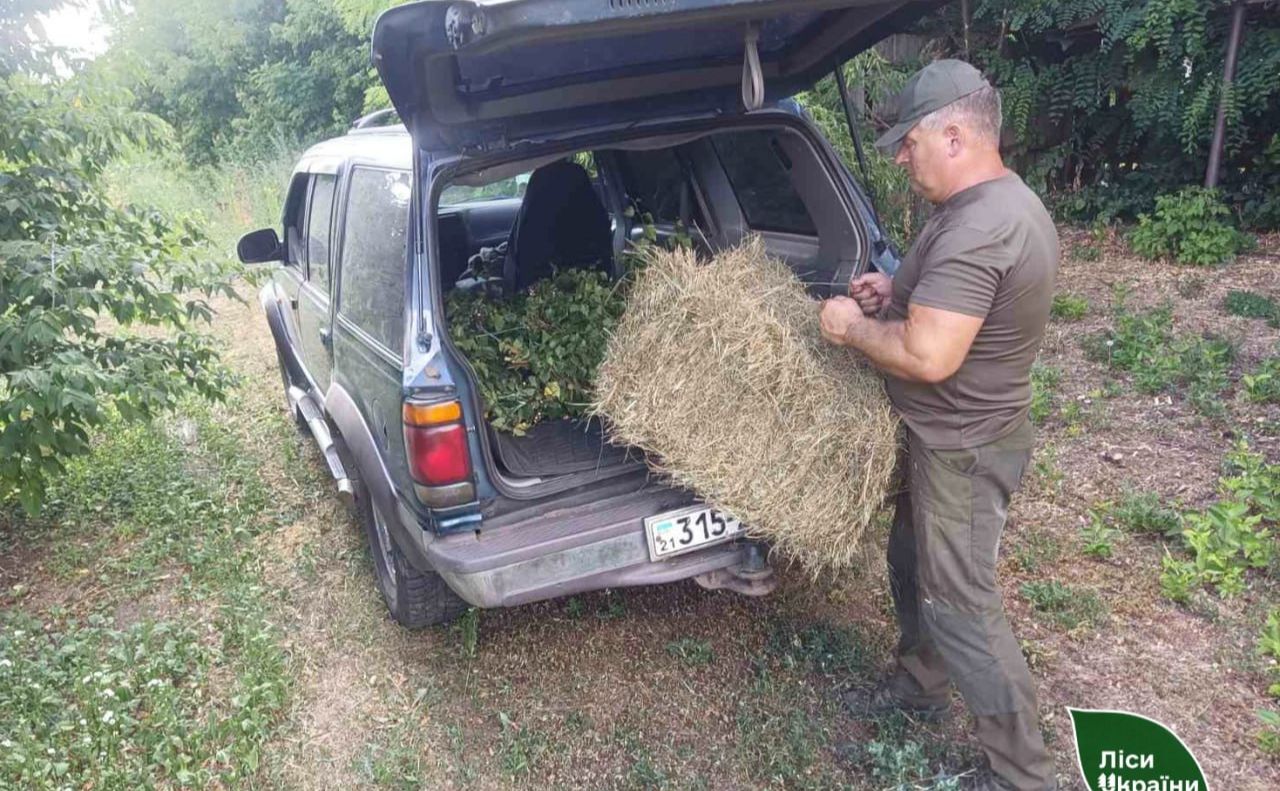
[1129,188,1252,266]
[1,27,237,514]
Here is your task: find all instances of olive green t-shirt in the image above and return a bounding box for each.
[884,172,1058,449]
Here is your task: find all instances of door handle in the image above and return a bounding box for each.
[319,327,332,348]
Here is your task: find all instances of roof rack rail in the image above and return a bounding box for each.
[350,108,399,131]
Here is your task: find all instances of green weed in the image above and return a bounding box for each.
[1257,710,1280,758]
[456,608,480,657]
[1085,304,1235,416]
[1243,358,1280,404]
[1051,294,1089,321]
[1029,363,1060,425]
[665,638,715,667]
[497,712,549,777]
[1160,444,1279,603]
[1081,512,1120,560]
[1224,290,1279,323]
[1071,244,1101,262]
[1009,530,1066,575]
[1020,580,1107,631]
[765,620,873,677]
[1105,491,1182,537]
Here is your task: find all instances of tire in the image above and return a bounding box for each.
[355,479,469,628]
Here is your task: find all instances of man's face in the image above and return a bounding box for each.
[893,124,953,204]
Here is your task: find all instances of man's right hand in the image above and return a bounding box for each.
[848,271,892,316]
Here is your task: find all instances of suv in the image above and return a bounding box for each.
[237,0,930,627]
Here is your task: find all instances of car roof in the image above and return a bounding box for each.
[295,124,412,175]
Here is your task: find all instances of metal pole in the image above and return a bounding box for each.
[1205,0,1247,189]
[834,64,875,206]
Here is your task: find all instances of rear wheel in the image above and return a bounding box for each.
[356,480,469,628]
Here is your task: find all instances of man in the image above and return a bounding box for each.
[818,60,1059,791]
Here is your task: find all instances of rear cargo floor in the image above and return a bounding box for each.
[489,416,637,477]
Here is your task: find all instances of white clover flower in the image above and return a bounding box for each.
[0,659,12,668]
[102,711,115,724]
[1,740,12,749]
[79,718,87,726]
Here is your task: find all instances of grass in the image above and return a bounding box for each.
[0,400,292,789]
[1051,293,1089,321]
[103,146,293,259]
[1009,530,1066,575]
[665,637,715,667]
[1224,290,1279,324]
[1020,580,1108,631]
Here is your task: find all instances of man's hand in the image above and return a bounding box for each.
[848,271,892,316]
[819,296,865,347]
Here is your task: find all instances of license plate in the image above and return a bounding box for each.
[644,505,743,560]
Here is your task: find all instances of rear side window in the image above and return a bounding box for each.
[711,131,816,235]
[620,148,700,225]
[306,174,337,291]
[338,168,411,353]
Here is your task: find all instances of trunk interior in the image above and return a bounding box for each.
[434,118,869,491]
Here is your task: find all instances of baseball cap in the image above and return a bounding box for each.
[874,59,991,153]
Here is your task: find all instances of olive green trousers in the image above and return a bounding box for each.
[887,419,1055,791]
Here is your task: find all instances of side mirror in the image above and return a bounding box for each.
[237,228,283,264]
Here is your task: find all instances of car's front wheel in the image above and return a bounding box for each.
[355,480,469,628]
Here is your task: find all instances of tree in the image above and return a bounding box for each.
[0,0,238,513]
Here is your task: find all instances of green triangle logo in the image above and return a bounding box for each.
[1069,708,1210,791]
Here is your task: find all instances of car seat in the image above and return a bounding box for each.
[502,159,613,294]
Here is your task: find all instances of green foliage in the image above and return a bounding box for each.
[444,268,627,435]
[1259,610,1280,700]
[1085,303,1235,415]
[1257,710,1280,758]
[1104,490,1182,537]
[1029,362,1060,425]
[1160,443,1279,602]
[1244,358,1280,404]
[1081,511,1120,560]
[1223,290,1279,323]
[100,1,400,164]
[1129,188,1252,266]
[946,1,1280,229]
[796,50,920,247]
[1051,294,1089,321]
[1,10,237,514]
[0,399,290,789]
[1020,580,1107,631]
[765,620,872,678]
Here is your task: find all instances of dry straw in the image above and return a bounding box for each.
[593,237,901,577]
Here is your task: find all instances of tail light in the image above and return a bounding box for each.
[403,399,472,487]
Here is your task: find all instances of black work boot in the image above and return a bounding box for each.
[840,681,951,723]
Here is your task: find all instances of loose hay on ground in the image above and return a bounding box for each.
[592,237,900,576]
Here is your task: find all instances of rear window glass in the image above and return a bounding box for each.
[711,131,816,235]
[441,173,528,206]
[339,168,411,353]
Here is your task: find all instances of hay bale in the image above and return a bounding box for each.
[592,237,901,576]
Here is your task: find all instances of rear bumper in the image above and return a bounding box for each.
[417,485,765,607]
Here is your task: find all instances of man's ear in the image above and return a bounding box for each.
[945,123,963,156]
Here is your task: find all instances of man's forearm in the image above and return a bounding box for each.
[839,318,942,383]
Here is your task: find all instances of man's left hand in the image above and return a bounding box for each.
[819,296,865,347]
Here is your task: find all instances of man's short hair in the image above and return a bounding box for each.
[916,84,1003,146]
